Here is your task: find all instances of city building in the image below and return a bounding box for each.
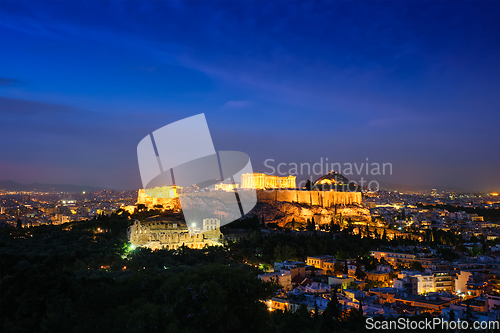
[370,251,417,267]
[433,271,454,293]
[329,275,354,289]
[394,271,434,295]
[306,255,336,272]
[258,271,292,290]
[455,271,472,295]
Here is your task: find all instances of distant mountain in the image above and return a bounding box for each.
[376,181,470,193]
[0,180,108,193]
[346,178,472,193]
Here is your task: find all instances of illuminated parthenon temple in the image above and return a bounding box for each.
[241,173,296,189]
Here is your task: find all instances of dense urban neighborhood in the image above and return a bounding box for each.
[1,181,499,332]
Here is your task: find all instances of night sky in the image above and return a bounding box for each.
[0,1,499,191]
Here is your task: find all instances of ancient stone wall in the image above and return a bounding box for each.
[137,188,180,210]
[138,188,361,210]
[276,190,297,202]
[255,190,361,207]
[311,191,321,206]
[128,220,223,250]
[256,190,277,204]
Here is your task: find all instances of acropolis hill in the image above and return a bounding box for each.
[256,190,361,206]
[136,187,369,228]
[137,188,362,207]
[251,190,369,227]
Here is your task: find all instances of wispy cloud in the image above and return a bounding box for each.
[222,100,251,109]
[0,97,76,115]
[0,78,21,87]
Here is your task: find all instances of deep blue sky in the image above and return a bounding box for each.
[0,1,499,191]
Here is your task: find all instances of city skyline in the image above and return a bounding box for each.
[1,1,499,192]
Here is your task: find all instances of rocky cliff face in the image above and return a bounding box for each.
[256,190,362,207]
[137,189,371,227]
[247,201,371,227]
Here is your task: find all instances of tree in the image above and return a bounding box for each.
[306,218,315,231]
[274,244,297,262]
[348,281,360,290]
[381,228,387,242]
[410,260,425,273]
[464,299,477,327]
[320,293,341,332]
[305,179,313,190]
[284,218,302,231]
[16,219,22,229]
[472,243,478,256]
[357,300,364,319]
[342,299,365,331]
[355,266,367,280]
[266,222,280,230]
[333,262,344,275]
[482,240,487,255]
[380,257,389,266]
[330,218,340,233]
[365,256,379,271]
[364,279,378,290]
[448,309,455,322]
